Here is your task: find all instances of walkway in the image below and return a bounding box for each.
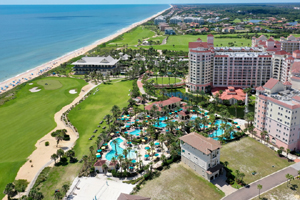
[222,162,300,200]
[211,171,237,196]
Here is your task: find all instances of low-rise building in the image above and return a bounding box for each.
[222,27,235,33]
[72,56,119,75]
[145,97,181,112]
[180,132,222,181]
[165,27,176,35]
[158,22,170,31]
[212,86,246,104]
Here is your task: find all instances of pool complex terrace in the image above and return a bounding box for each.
[105,137,136,161]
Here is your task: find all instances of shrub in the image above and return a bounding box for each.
[45,141,49,146]
[14,179,29,192]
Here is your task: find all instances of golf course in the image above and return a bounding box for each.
[0,77,86,199]
[36,79,134,198]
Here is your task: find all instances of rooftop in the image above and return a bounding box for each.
[180,132,221,155]
[72,56,119,66]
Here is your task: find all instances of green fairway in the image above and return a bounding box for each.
[0,77,86,199]
[108,26,155,47]
[221,137,291,184]
[149,36,167,44]
[37,79,63,90]
[148,77,182,85]
[138,34,252,51]
[38,80,134,199]
[233,18,242,23]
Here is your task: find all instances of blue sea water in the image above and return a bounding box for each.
[0,5,169,82]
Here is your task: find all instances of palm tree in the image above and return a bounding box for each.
[89,146,94,155]
[111,157,118,170]
[4,183,15,200]
[55,132,64,147]
[51,153,58,164]
[224,161,229,167]
[57,149,64,161]
[286,173,294,187]
[104,114,112,130]
[123,149,128,159]
[62,184,70,197]
[112,139,118,156]
[118,155,123,173]
[257,184,262,198]
[54,191,63,200]
[66,150,75,161]
[287,149,291,159]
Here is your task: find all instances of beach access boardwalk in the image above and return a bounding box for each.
[222,162,300,200]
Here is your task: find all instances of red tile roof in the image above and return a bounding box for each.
[180,132,221,155]
[283,81,292,86]
[145,97,182,111]
[215,55,229,58]
[109,161,118,166]
[212,87,246,101]
[178,111,187,116]
[294,50,300,53]
[189,42,208,49]
[258,55,272,58]
[256,86,265,91]
[207,34,214,37]
[291,62,300,74]
[292,96,300,102]
[263,78,279,89]
[286,56,295,60]
[275,50,288,55]
[94,160,106,167]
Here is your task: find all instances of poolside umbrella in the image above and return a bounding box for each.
[126,125,130,128]
[155,153,159,157]
[153,156,157,160]
[134,166,138,169]
[104,143,108,146]
[136,119,139,121]
[97,149,102,153]
[96,153,100,156]
[129,166,134,169]
[116,131,119,133]
[110,133,114,136]
[145,147,150,150]
[152,150,156,153]
[144,154,149,158]
[96,155,101,158]
[131,159,136,163]
[175,110,177,113]
[121,127,125,129]
[101,146,106,149]
[121,118,125,120]
[234,122,238,124]
[155,142,160,146]
[124,131,128,134]
[145,120,148,122]
[127,141,132,144]
[142,139,146,142]
[127,115,130,117]
[172,112,175,114]
[237,126,240,129]
[136,134,140,136]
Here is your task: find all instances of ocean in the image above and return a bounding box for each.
[0,5,169,82]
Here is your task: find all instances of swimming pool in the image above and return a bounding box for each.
[191,115,198,120]
[130,129,141,136]
[105,138,136,161]
[154,119,176,128]
[210,120,234,140]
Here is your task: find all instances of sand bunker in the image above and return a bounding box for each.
[69,89,77,94]
[29,83,33,85]
[29,87,41,93]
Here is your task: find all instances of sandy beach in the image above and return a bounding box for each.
[1,6,172,200]
[0,5,171,95]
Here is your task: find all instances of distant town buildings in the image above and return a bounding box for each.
[170,16,183,24]
[180,132,223,181]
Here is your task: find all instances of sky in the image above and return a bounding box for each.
[0,0,300,5]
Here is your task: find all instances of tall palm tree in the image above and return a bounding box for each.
[103,163,109,175]
[104,114,112,130]
[123,149,128,159]
[112,140,118,156]
[89,146,94,155]
[51,154,58,164]
[55,132,64,147]
[118,155,123,173]
[257,184,262,198]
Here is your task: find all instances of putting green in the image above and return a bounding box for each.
[0,77,86,199]
[37,79,63,90]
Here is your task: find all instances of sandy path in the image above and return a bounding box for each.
[0,6,172,95]
[10,81,96,198]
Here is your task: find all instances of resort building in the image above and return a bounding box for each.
[169,16,183,24]
[145,97,181,112]
[187,34,300,92]
[254,78,300,151]
[154,16,166,25]
[212,86,246,104]
[180,132,222,181]
[183,17,194,23]
[158,22,170,31]
[72,56,119,75]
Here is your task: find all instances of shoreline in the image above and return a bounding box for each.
[0,5,172,95]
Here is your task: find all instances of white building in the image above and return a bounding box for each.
[180,132,222,181]
[193,17,205,24]
[184,17,194,23]
[72,56,119,75]
[170,16,183,24]
[154,16,166,25]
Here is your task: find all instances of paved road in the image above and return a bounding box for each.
[222,162,300,200]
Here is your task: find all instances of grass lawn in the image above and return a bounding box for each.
[140,34,252,52]
[221,137,292,184]
[136,163,225,200]
[0,77,86,199]
[233,18,242,23]
[149,36,167,44]
[38,80,134,199]
[37,79,63,90]
[148,77,182,85]
[252,179,300,200]
[108,26,155,47]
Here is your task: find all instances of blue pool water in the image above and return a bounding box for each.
[130,129,141,136]
[191,115,198,120]
[154,119,176,128]
[105,138,136,161]
[159,116,168,121]
[210,120,234,140]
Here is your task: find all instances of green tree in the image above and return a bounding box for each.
[62,184,70,197]
[54,191,63,200]
[257,184,262,198]
[51,153,58,164]
[112,140,118,155]
[3,183,15,200]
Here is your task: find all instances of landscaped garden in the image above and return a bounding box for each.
[221,137,292,187]
[147,77,182,85]
[0,77,86,199]
[136,163,225,200]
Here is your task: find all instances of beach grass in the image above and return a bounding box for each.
[148,77,182,85]
[37,79,133,199]
[37,79,63,90]
[136,163,225,200]
[107,26,155,47]
[220,137,292,184]
[0,77,86,199]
